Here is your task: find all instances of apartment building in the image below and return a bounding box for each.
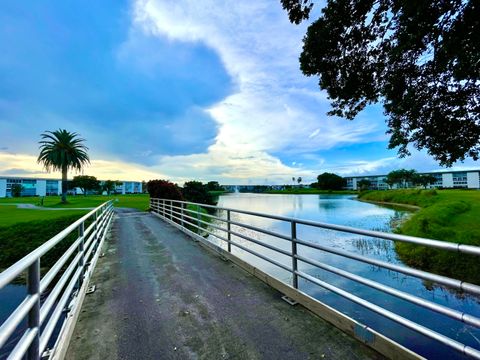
[344,169,480,190]
[0,176,143,197]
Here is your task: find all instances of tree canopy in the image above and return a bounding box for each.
[357,179,371,190]
[102,180,120,195]
[182,181,216,206]
[386,169,417,188]
[72,175,100,196]
[281,0,480,165]
[313,172,346,190]
[147,180,184,200]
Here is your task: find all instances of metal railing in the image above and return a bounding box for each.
[150,198,480,359]
[0,201,114,360]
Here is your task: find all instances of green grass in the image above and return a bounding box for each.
[0,194,149,269]
[266,188,357,195]
[0,194,149,228]
[359,189,480,284]
[0,194,150,211]
[0,206,87,227]
[0,214,86,269]
[208,190,227,197]
[185,204,211,233]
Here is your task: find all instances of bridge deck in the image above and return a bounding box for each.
[66,208,384,360]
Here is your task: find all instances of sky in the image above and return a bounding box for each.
[0,0,478,184]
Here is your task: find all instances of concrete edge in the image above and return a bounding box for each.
[50,213,115,360]
[155,212,425,360]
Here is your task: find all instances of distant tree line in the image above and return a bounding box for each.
[385,170,437,189]
[68,176,140,195]
[310,169,438,191]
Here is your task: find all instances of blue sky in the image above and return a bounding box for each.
[0,0,478,183]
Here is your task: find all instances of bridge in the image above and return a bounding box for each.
[1,199,480,359]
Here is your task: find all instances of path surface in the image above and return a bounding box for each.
[66,208,384,360]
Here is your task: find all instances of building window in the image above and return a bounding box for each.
[46,180,59,196]
[452,172,467,187]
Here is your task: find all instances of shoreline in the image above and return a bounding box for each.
[356,198,421,211]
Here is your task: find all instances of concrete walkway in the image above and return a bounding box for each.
[66,209,384,360]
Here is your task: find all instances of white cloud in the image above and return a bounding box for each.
[0,152,164,181]
[130,0,386,183]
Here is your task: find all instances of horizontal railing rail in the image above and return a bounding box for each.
[0,200,114,360]
[150,198,480,360]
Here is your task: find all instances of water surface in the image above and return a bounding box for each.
[206,193,480,359]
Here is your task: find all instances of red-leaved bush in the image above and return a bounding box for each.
[146,180,184,200]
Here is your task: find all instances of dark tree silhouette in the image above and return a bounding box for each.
[282,0,480,165]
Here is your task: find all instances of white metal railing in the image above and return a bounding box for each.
[150,198,480,359]
[0,200,114,360]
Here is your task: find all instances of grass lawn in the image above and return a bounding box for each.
[0,194,150,268]
[0,206,87,227]
[266,188,357,195]
[359,189,480,283]
[0,193,150,235]
[0,193,150,211]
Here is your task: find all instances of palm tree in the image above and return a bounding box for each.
[38,129,90,203]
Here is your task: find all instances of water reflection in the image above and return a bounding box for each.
[207,193,480,360]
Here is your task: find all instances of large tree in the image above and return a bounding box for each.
[386,169,417,188]
[182,181,216,206]
[38,129,90,203]
[281,0,480,165]
[313,172,346,190]
[72,175,100,196]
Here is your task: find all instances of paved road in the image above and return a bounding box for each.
[66,209,384,360]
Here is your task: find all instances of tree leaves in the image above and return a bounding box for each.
[282,0,480,165]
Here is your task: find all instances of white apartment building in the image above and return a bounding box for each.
[344,169,480,191]
[0,176,143,198]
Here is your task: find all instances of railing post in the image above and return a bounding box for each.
[170,200,173,220]
[181,203,184,228]
[27,259,40,360]
[227,210,231,252]
[161,199,165,218]
[78,222,85,287]
[94,210,98,250]
[291,221,298,289]
[197,205,201,234]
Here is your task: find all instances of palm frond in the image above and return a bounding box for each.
[37,129,90,173]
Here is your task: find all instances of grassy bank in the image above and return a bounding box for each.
[0,214,85,269]
[359,189,480,284]
[0,206,87,227]
[266,188,357,195]
[0,194,149,269]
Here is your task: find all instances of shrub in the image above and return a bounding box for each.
[147,180,184,200]
[182,181,216,206]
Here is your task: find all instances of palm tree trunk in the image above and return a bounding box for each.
[61,166,68,203]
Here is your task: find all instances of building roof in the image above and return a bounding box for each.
[0,175,142,183]
[344,168,480,179]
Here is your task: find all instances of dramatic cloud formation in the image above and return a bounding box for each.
[0,0,477,183]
